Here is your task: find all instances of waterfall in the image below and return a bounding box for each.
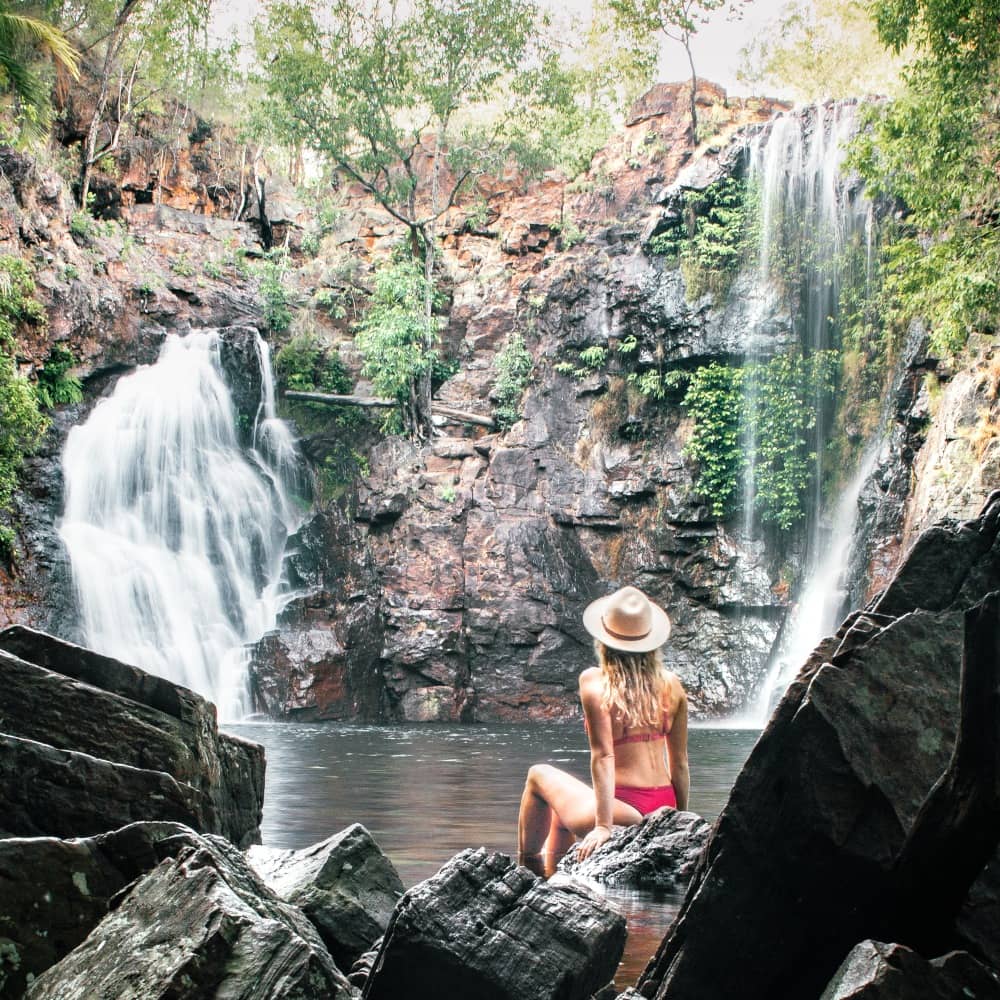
[58,330,302,720]
[736,102,880,723]
[746,444,880,723]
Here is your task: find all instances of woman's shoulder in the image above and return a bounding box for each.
[661,669,687,699]
[579,665,603,686]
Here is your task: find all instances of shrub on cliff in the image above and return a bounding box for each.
[493,331,534,431]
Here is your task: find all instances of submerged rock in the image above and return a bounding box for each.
[0,822,204,998]
[556,808,709,890]
[363,847,626,1000]
[819,941,1000,1000]
[248,824,404,971]
[0,626,264,846]
[26,836,355,1000]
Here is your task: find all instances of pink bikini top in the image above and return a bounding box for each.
[613,720,671,747]
[584,716,671,746]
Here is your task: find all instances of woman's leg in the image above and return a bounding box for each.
[518,764,643,857]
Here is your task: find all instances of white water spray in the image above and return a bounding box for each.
[745,446,879,725]
[59,330,302,720]
[734,103,880,723]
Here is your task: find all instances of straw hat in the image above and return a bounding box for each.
[582,586,671,653]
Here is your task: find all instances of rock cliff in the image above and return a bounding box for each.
[0,82,993,723]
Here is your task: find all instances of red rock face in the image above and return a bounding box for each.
[7,82,924,725]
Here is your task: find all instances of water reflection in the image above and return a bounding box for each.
[228,721,758,985]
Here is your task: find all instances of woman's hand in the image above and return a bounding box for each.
[576,824,612,861]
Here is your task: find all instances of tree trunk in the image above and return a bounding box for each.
[80,0,141,210]
[683,36,698,145]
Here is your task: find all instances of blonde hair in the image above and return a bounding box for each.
[596,641,668,729]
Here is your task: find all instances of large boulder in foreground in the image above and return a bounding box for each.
[557,808,709,889]
[636,492,1000,1000]
[956,848,1000,971]
[0,626,264,846]
[26,835,355,1000]
[363,847,626,1000]
[0,822,205,999]
[248,824,404,971]
[819,941,1000,1000]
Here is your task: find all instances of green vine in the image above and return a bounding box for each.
[647,176,760,300]
[637,351,839,530]
[492,331,534,431]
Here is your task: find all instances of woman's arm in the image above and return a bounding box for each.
[577,669,615,859]
[667,679,690,811]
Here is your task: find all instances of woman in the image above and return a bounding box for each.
[517,586,689,866]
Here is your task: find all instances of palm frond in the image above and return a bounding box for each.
[0,12,80,79]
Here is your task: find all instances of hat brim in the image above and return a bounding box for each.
[582,593,672,653]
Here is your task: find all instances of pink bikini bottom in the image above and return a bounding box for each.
[615,784,677,815]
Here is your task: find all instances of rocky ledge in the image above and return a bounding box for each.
[0,624,264,845]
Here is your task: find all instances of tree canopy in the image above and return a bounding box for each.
[610,0,736,141]
[737,0,905,102]
[851,0,1000,354]
[0,3,79,142]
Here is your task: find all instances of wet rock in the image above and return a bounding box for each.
[0,821,205,998]
[217,324,265,436]
[556,808,709,890]
[249,509,384,721]
[636,494,1000,1000]
[363,848,626,1000]
[819,941,1000,1000]
[26,837,355,1000]
[956,848,1000,970]
[247,823,404,972]
[0,626,264,846]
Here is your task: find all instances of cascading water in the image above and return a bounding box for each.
[736,102,882,723]
[58,330,303,721]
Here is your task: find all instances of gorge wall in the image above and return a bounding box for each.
[1,83,996,724]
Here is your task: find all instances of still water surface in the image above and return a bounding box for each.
[228,721,759,986]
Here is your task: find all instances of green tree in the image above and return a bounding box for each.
[737,0,905,101]
[610,0,736,142]
[492,330,534,430]
[257,0,560,437]
[851,0,1000,354]
[0,2,79,142]
[354,254,439,435]
[536,0,656,176]
[56,0,237,209]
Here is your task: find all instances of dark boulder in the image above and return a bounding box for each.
[26,836,355,1000]
[0,626,264,846]
[247,824,404,972]
[0,733,204,840]
[956,848,1000,971]
[362,848,626,1000]
[0,822,206,998]
[216,324,264,437]
[819,941,1000,1000]
[556,808,709,890]
[636,492,1000,1000]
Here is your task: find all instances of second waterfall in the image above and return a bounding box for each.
[58,329,303,720]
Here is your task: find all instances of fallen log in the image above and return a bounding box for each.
[285,391,395,408]
[284,391,495,429]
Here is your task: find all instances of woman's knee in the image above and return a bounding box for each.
[524,763,549,792]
